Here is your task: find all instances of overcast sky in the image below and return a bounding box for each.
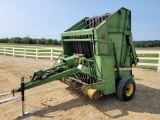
[0,0,160,40]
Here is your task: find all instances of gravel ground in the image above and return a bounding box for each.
[0,56,160,120]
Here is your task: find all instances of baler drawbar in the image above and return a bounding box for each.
[0,7,138,115]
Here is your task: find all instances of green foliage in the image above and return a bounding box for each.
[134,40,160,48]
[0,37,62,45]
[133,77,141,81]
[1,38,159,47]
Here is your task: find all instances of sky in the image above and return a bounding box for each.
[0,0,160,41]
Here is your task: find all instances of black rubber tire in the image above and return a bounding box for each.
[117,77,136,101]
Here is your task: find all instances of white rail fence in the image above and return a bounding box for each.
[136,50,160,71]
[0,46,63,60]
[0,46,160,71]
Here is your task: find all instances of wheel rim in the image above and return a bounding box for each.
[126,83,133,96]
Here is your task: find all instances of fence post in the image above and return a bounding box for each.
[51,48,53,60]
[13,47,15,57]
[158,51,160,72]
[36,48,38,59]
[4,46,6,56]
[24,48,26,58]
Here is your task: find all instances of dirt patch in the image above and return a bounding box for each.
[0,56,160,120]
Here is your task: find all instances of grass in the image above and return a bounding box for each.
[133,77,141,81]
[0,43,62,48]
[137,54,159,58]
[136,47,160,50]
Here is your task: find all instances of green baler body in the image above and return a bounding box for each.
[13,7,138,98]
[61,7,138,95]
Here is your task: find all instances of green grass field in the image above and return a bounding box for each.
[0,43,62,48]
[136,47,160,50]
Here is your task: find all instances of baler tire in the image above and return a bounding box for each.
[117,77,136,101]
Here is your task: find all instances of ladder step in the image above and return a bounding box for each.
[0,96,21,104]
[0,92,12,97]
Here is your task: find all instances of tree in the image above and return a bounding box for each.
[22,37,29,44]
[0,37,62,45]
[47,39,53,45]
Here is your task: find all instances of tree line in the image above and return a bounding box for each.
[134,40,160,48]
[0,37,62,45]
[0,37,160,47]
